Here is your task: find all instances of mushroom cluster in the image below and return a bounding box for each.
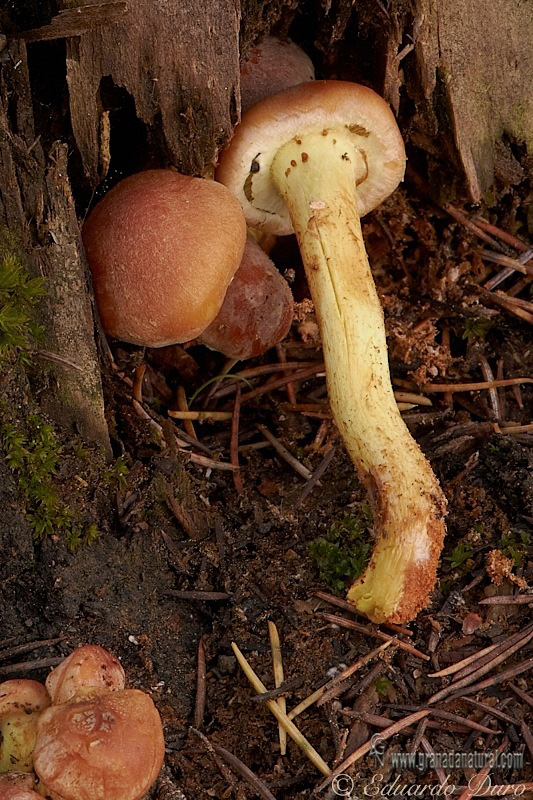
[0,646,164,800]
[82,170,294,360]
[216,80,447,623]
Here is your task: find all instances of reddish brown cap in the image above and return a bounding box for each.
[240,37,314,112]
[83,170,247,347]
[216,81,406,235]
[45,646,125,705]
[33,689,165,800]
[0,775,42,800]
[199,237,293,359]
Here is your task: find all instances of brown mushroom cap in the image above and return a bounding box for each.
[240,37,314,112]
[45,646,125,705]
[0,681,50,774]
[0,775,42,800]
[33,689,164,800]
[216,81,406,235]
[82,170,247,347]
[199,237,293,359]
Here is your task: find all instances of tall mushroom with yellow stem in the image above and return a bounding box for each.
[216,81,447,624]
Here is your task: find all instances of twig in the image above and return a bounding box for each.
[316,710,430,792]
[472,217,531,251]
[193,637,207,729]
[168,410,233,421]
[268,621,287,755]
[132,363,146,404]
[256,424,312,480]
[276,345,297,405]
[231,642,331,776]
[190,728,238,793]
[478,356,500,419]
[444,205,506,251]
[317,612,429,660]
[211,743,278,800]
[520,721,533,759]
[317,640,395,707]
[461,697,520,726]
[443,656,533,703]
[393,377,533,393]
[239,364,325,405]
[0,656,63,676]
[486,292,533,324]
[231,387,244,494]
[456,738,508,800]
[251,676,303,703]
[427,625,533,704]
[420,736,447,787]
[495,423,533,435]
[478,594,533,605]
[177,386,197,441]
[428,643,498,678]
[312,591,413,637]
[508,683,533,708]
[0,637,65,662]
[294,447,335,509]
[167,590,230,601]
[480,249,532,276]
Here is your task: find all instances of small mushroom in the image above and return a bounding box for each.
[33,689,164,800]
[0,681,50,774]
[217,81,447,624]
[198,237,294,359]
[240,36,315,112]
[82,170,247,347]
[45,646,125,705]
[0,774,42,800]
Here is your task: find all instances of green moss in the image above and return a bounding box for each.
[500,529,530,567]
[444,541,474,570]
[0,414,101,551]
[461,317,494,344]
[0,230,44,370]
[310,504,373,592]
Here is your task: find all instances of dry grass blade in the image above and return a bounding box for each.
[316,710,430,792]
[231,642,331,776]
[428,625,533,703]
[317,640,395,706]
[317,612,428,660]
[256,424,312,480]
[268,621,287,756]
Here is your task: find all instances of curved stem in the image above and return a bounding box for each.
[271,131,446,623]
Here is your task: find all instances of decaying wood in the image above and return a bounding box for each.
[0,42,109,449]
[18,3,129,42]
[63,0,241,183]
[410,0,533,201]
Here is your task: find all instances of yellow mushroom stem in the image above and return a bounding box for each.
[271,129,447,624]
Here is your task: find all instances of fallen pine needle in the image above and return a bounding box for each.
[168,409,233,421]
[316,710,430,792]
[428,643,498,678]
[478,594,533,605]
[317,612,429,660]
[393,377,533,393]
[256,423,312,480]
[287,685,326,721]
[456,738,508,800]
[268,621,287,756]
[231,642,331,776]
[317,639,395,706]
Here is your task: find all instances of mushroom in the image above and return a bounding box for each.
[216,81,447,623]
[82,170,247,347]
[33,689,164,800]
[240,37,315,112]
[0,775,42,800]
[45,646,125,705]
[198,237,294,359]
[0,681,50,773]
